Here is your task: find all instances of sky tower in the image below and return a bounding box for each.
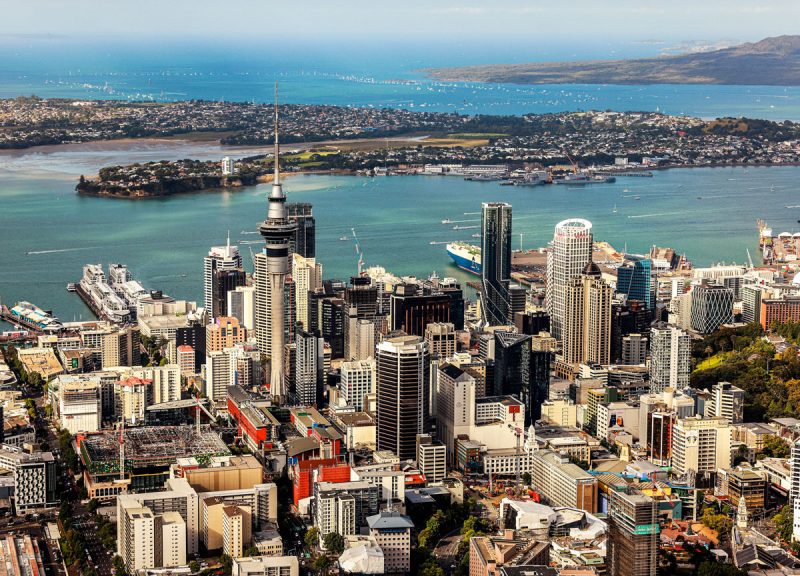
[259,83,296,403]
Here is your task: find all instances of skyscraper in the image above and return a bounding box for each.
[562,262,612,367]
[286,203,316,259]
[258,84,297,402]
[649,322,691,392]
[607,490,658,576]
[376,335,430,460]
[291,254,322,330]
[616,255,653,309]
[690,281,734,334]
[204,234,242,316]
[481,202,512,326]
[546,218,593,341]
[211,268,246,319]
[295,328,324,406]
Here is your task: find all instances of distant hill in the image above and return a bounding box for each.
[425,36,800,85]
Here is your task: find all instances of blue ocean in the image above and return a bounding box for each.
[1,37,799,120]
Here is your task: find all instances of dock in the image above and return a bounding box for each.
[0,305,44,334]
[73,282,103,321]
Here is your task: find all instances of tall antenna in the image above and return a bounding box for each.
[274,82,280,185]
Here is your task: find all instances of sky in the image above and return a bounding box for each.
[3,0,799,45]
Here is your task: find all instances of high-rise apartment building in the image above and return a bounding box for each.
[562,262,612,367]
[295,328,324,406]
[291,254,322,330]
[376,335,430,460]
[58,378,101,434]
[546,218,593,341]
[705,381,744,424]
[204,236,243,316]
[212,268,247,319]
[340,359,376,410]
[741,284,764,326]
[621,333,647,365]
[607,490,658,576]
[649,322,692,392]
[206,316,245,355]
[425,322,457,359]
[228,285,256,332]
[436,363,476,459]
[671,416,732,477]
[481,202,513,326]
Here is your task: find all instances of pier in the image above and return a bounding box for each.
[73,283,103,322]
[0,305,44,335]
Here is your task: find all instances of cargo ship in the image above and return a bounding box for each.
[446,242,481,275]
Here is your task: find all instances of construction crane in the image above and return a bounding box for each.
[508,423,523,490]
[118,416,126,482]
[195,394,215,435]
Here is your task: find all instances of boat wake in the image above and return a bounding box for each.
[627,211,688,219]
[27,247,90,255]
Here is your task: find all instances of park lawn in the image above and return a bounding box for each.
[695,353,725,372]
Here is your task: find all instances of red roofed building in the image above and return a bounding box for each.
[227,386,280,452]
[291,459,351,505]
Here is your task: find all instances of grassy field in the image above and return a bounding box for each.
[695,354,725,372]
[420,137,489,148]
[448,132,509,139]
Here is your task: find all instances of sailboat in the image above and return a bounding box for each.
[612,204,618,213]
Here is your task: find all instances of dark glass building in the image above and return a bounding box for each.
[286,202,316,259]
[309,292,346,359]
[390,282,464,336]
[211,268,247,318]
[617,255,653,309]
[611,299,652,364]
[481,202,513,326]
[376,336,430,460]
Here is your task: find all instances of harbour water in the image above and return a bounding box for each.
[1,140,800,324]
[1,39,800,120]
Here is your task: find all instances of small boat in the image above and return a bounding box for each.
[66,283,77,292]
[612,204,618,213]
[441,219,453,224]
[634,196,641,200]
[471,233,481,238]
[339,236,349,241]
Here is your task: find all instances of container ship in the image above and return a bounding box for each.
[446,242,481,275]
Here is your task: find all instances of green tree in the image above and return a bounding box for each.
[188,560,200,574]
[244,546,260,557]
[87,498,100,513]
[773,504,793,542]
[323,532,345,554]
[761,435,790,458]
[305,526,320,548]
[521,472,532,485]
[313,555,332,573]
[219,553,233,576]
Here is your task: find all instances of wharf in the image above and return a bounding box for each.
[73,283,103,322]
[596,171,653,177]
[0,305,44,334]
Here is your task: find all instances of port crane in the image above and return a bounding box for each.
[563,150,580,174]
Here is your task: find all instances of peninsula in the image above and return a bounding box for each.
[425,35,800,86]
[76,110,800,198]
